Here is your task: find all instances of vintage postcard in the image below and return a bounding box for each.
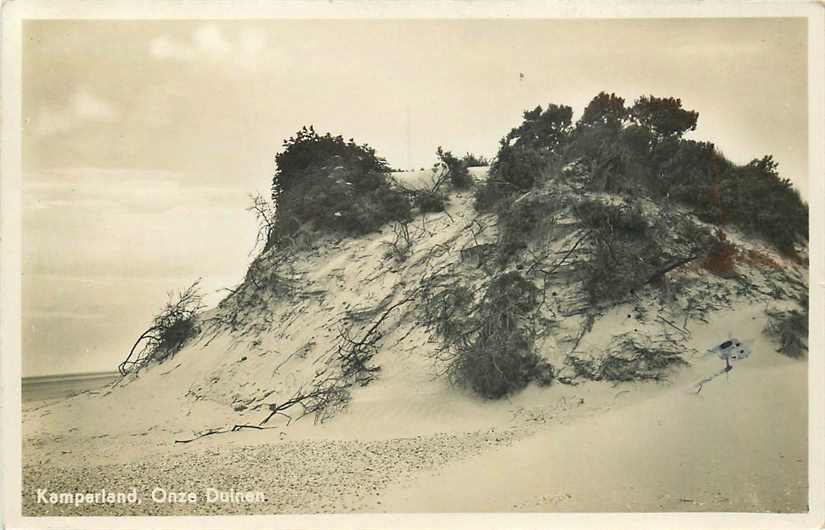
[2,1,823,529]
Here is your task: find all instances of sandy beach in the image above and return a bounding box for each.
[22,332,807,515]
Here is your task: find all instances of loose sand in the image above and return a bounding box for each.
[22,340,807,514]
[371,360,807,513]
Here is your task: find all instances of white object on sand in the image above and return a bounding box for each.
[709,337,752,363]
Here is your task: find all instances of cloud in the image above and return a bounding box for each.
[25,310,106,321]
[24,167,250,215]
[33,89,118,137]
[239,28,267,54]
[149,35,194,61]
[193,24,232,58]
[71,90,118,121]
[148,24,270,73]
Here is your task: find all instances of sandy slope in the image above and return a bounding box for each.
[21,307,807,515]
[372,358,807,513]
[21,168,809,515]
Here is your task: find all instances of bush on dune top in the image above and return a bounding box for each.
[269,126,412,246]
[475,92,807,257]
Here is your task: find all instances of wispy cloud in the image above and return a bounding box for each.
[148,24,270,73]
[33,89,118,137]
[25,310,106,321]
[148,35,195,61]
[72,90,118,120]
[192,24,232,58]
[24,167,251,215]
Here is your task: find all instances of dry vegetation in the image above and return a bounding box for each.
[118,281,204,376]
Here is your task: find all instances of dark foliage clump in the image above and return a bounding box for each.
[455,272,550,398]
[461,152,489,167]
[491,143,548,191]
[568,334,687,382]
[434,146,474,189]
[708,156,807,256]
[505,104,574,152]
[561,92,807,255]
[495,193,560,263]
[473,177,510,212]
[765,295,808,358]
[578,92,629,131]
[413,189,447,213]
[421,271,554,399]
[474,103,574,210]
[629,95,698,142]
[270,126,411,243]
[483,91,806,258]
[474,144,547,211]
[574,198,648,234]
[574,199,662,304]
[273,126,390,198]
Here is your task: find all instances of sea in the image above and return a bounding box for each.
[22,371,120,402]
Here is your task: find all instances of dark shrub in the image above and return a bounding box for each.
[490,143,547,191]
[434,146,473,189]
[568,333,687,382]
[270,127,411,242]
[574,199,660,303]
[574,198,648,235]
[414,189,447,213]
[461,153,489,167]
[420,271,553,399]
[473,177,510,211]
[275,171,411,239]
[681,155,808,256]
[495,193,560,263]
[451,272,549,399]
[566,92,807,256]
[474,102,575,211]
[724,156,807,255]
[567,120,657,194]
[272,126,389,200]
[630,95,698,142]
[765,295,808,358]
[505,104,574,152]
[659,140,723,199]
[578,92,629,131]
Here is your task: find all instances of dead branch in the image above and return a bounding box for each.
[173,424,282,444]
[643,255,698,285]
[530,230,591,276]
[119,280,204,376]
[383,220,414,262]
[247,193,278,254]
[656,314,690,336]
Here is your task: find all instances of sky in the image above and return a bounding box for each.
[22,18,809,376]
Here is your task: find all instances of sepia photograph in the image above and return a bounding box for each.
[2,2,823,528]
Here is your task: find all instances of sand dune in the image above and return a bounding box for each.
[21,169,809,515]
